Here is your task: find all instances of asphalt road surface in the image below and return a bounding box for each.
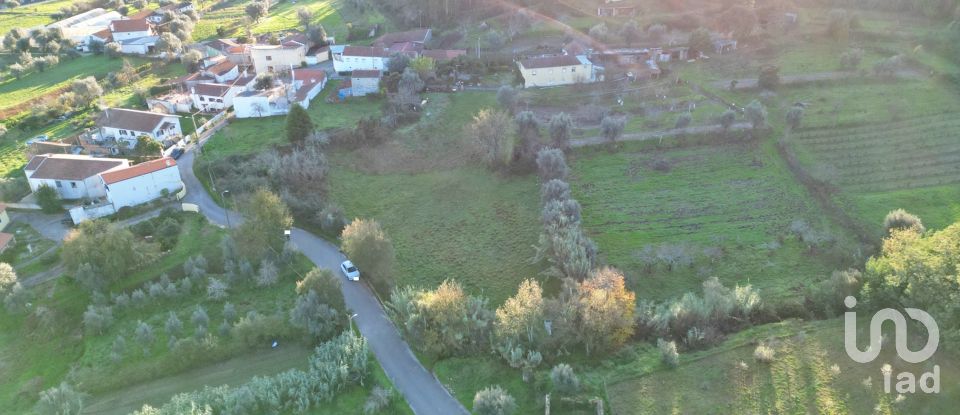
[178,147,468,415]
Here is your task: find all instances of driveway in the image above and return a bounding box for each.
[8,211,70,242]
[178,146,468,414]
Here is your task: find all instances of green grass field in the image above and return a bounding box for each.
[201,80,382,160]
[0,55,141,113]
[569,139,848,301]
[607,318,960,415]
[192,0,379,41]
[0,0,76,34]
[329,166,543,304]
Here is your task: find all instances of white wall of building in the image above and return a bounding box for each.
[28,175,109,200]
[351,77,380,96]
[233,95,274,118]
[333,54,388,72]
[105,166,182,209]
[251,46,306,74]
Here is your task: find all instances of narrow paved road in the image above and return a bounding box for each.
[178,149,468,415]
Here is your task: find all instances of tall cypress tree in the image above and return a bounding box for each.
[286,103,314,144]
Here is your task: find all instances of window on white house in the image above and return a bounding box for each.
[199,96,205,101]
[71,182,77,188]
[55,181,62,188]
[266,56,272,61]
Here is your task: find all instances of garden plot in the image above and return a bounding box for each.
[570,141,849,301]
[794,114,960,193]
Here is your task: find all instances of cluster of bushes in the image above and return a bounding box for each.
[1,27,80,76]
[132,331,370,415]
[636,277,762,350]
[389,267,636,368]
[198,148,346,235]
[532,149,597,281]
[0,263,29,314]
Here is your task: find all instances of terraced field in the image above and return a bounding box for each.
[192,0,373,41]
[570,141,851,301]
[795,115,960,193]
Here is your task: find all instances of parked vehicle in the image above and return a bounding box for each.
[170,147,185,159]
[340,260,360,281]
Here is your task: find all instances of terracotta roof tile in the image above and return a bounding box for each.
[110,19,150,33]
[101,157,176,184]
[27,154,127,180]
[519,55,583,69]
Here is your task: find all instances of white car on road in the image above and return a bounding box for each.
[340,260,360,281]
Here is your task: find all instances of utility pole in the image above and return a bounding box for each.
[221,189,231,228]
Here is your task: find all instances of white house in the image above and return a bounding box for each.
[250,41,307,74]
[350,70,380,96]
[101,157,182,209]
[291,68,327,107]
[24,154,130,200]
[517,55,598,88]
[119,35,159,55]
[203,38,252,65]
[233,89,285,118]
[109,19,153,42]
[202,58,240,83]
[97,108,183,148]
[190,83,236,112]
[333,46,389,73]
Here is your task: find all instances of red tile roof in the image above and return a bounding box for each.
[519,55,583,69]
[27,155,127,180]
[110,19,151,33]
[0,233,14,252]
[351,70,380,78]
[206,60,237,76]
[101,157,177,185]
[91,28,113,42]
[342,46,389,58]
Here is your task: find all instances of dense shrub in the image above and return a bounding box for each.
[535,148,568,181]
[550,363,580,395]
[134,331,369,414]
[657,338,680,368]
[386,281,493,357]
[882,209,925,236]
[473,385,516,415]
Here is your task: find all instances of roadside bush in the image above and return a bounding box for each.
[296,267,344,311]
[386,281,493,357]
[473,385,516,415]
[363,385,393,414]
[290,289,342,341]
[341,218,396,297]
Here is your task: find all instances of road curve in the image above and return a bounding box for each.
[178,148,468,415]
